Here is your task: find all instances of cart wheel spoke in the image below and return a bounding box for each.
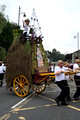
[15,81,19,85]
[22,89,25,95]
[23,87,28,92]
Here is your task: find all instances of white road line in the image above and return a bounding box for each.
[2,84,6,86]
[11,91,35,109]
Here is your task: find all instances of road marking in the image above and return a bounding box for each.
[13,103,56,112]
[68,105,80,111]
[11,91,35,109]
[19,117,26,120]
[2,84,6,86]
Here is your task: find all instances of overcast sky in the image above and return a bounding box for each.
[0,0,80,54]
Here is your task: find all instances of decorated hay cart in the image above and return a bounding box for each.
[5,9,56,97]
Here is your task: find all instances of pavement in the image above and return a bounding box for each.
[0,76,80,120]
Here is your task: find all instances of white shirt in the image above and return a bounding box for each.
[73,63,80,76]
[0,66,4,74]
[55,66,65,82]
[23,23,30,34]
[50,65,55,72]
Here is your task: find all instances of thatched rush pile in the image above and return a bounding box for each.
[5,30,32,88]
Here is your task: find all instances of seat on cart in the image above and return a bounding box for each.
[36,66,49,74]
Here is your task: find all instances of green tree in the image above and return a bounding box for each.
[0,22,19,51]
[0,5,20,51]
[0,46,6,61]
[0,5,7,34]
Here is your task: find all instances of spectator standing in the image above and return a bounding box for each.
[49,62,55,82]
[0,61,5,86]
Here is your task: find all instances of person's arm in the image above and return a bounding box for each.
[69,75,74,81]
[22,20,25,27]
[55,70,64,75]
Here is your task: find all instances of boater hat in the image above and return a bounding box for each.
[57,60,64,65]
[25,19,30,22]
[75,59,80,63]
[51,62,54,64]
[64,62,69,67]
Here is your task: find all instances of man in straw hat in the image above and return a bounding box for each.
[23,18,30,35]
[55,60,69,105]
[73,59,80,100]
[49,61,55,82]
[20,18,30,43]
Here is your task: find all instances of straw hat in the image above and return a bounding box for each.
[25,19,30,22]
[57,60,64,65]
[51,61,54,65]
[75,59,80,63]
[64,62,69,67]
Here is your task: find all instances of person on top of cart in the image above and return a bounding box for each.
[55,60,69,106]
[22,18,30,37]
[20,19,30,43]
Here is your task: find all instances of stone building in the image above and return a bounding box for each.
[72,50,80,63]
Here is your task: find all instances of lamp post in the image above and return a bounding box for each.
[18,6,26,26]
[74,32,79,50]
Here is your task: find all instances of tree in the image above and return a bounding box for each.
[0,22,19,51]
[0,5,20,51]
[46,48,65,62]
[0,5,7,34]
[0,46,6,61]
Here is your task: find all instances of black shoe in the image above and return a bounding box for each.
[61,103,69,106]
[67,98,73,101]
[55,98,61,105]
[73,97,79,100]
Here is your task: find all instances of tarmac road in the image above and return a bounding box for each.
[0,77,80,120]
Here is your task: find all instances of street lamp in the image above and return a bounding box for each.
[74,32,79,50]
[18,6,26,26]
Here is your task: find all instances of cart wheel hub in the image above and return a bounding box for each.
[19,83,24,89]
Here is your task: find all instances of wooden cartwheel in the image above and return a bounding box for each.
[13,75,29,97]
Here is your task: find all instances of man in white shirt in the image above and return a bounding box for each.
[49,62,55,82]
[73,59,80,100]
[20,19,30,43]
[23,19,30,35]
[0,61,5,86]
[55,60,69,105]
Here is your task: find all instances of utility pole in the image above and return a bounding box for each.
[74,32,79,50]
[18,6,26,26]
[77,32,79,50]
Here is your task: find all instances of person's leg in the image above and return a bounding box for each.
[0,74,4,86]
[73,76,80,99]
[55,81,68,105]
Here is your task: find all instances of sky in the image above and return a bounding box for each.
[0,0,80,54]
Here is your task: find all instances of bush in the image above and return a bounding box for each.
[0,46,6,61]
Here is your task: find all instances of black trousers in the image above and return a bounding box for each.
[74,75,80,98]
[56,80,69,104]
[0,73,4,86]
